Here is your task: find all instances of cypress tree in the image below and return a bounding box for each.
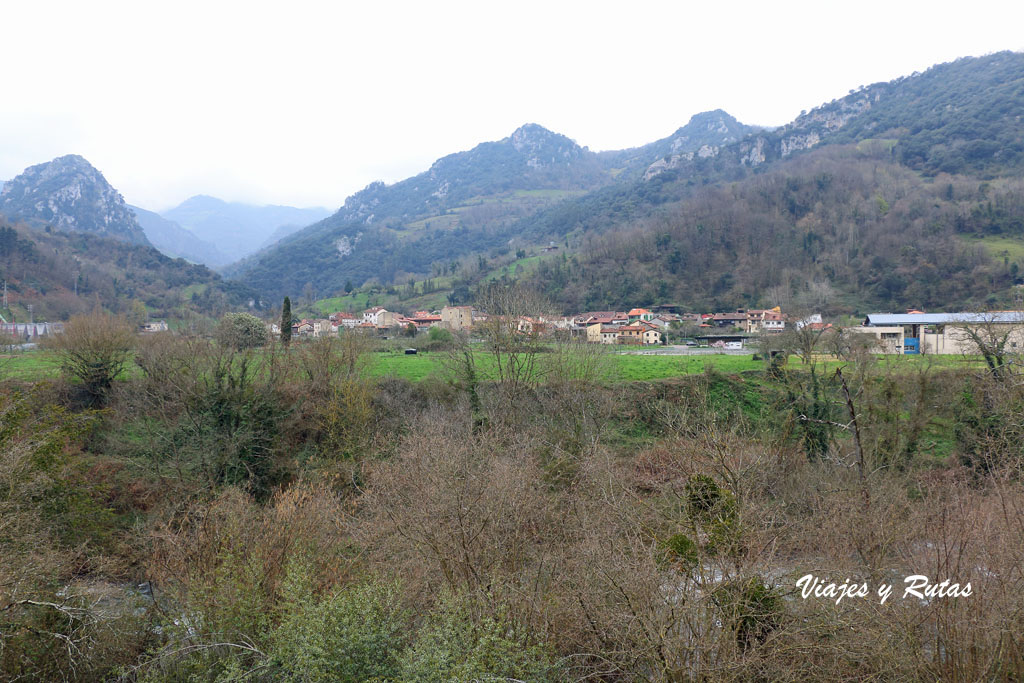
[280,296,292,347]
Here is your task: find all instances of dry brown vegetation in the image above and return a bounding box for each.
[2,321,1024,680]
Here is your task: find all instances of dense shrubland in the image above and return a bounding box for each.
[2,318,1024,680]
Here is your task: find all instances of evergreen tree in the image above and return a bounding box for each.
[281,296,292,347]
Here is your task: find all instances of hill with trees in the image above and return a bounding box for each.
[0,217,254,322]
[228,118,757,298]
[517,145,1024,314]
[253,51,1024,314]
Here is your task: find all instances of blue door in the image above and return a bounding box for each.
[903,337,920,354]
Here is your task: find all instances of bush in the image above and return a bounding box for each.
[713,576,783,651]
[270,566,408,682]
[399,593,559,682]
[683,474,742,559]
[216,312,268,350]
[661,532,699,571]
[48,311,135,404]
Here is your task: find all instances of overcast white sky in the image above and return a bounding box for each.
[1,0,1022,212]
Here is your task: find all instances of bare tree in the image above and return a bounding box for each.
[48,311,135,404]
[473,283,553,397]
[953,312,1024,381]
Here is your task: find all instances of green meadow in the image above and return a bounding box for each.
[3,347,985,386]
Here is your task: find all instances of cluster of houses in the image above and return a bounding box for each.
[274,301,1024,357]
[275,306,446,338]
[276,304,793,347]
[8,300,1024,359]
[578,307,787,347]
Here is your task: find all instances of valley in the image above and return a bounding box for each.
[3,42,1024,682]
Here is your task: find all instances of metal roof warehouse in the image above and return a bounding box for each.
[864,312,1024,326]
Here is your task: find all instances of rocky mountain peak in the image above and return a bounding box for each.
[0,154,149,244]
[510,122,555,145]
[507,123,586,167]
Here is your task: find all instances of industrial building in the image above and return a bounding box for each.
[850,312,1024,355]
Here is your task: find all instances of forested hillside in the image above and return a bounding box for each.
[0,218,254,321]
[230,117,756,298]
[517,145,1023,313]
[233,53,1024,309]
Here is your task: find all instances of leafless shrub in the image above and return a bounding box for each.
[48,311,135,405]
[148,483,355,633]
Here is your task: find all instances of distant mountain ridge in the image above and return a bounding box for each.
[162,195,330,262]
[130,205,231,267]
[0,155,150,245]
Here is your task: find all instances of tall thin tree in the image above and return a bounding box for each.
[280,296,292,347]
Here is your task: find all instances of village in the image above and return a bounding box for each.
[279,305,795,348]
[280,304,1024,356]
[6,302,1024,358]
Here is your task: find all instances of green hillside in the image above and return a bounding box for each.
[229,117,756,300]
[233,52,1024,316]
[0,218,255,321]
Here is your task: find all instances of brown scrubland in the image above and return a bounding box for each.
[1,315,1023,681]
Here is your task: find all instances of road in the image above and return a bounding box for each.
[617,345,752,356]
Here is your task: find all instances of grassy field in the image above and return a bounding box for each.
[1,348,987,385]
[0,351,63,380]
[261,349,981,383]
[963,234,1024,265]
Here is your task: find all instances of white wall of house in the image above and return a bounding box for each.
[848,325,904,353]
[643,329,662,345]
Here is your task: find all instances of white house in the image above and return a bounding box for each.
[362,306,389,326]
[643,328,663,345]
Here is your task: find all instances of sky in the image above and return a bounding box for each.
[1,0,1022,212]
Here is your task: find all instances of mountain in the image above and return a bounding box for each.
[130,205,231,267]
[641,52,1024,183]
[598,109,761,179]
[161,195,330,262]
[325,123,607,227]
[230,118,753,298]
[498,52,1024,313]
[233,52,1024,309]
[0,216,255,322]
[0,155,149,245]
